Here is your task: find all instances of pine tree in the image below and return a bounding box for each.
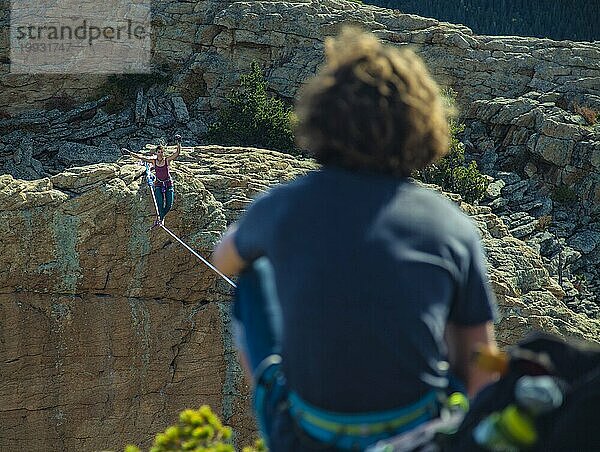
[363,0,600,41]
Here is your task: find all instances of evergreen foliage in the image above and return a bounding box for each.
[125,405,265,452]
[552,184,578,204]
[207,62,297,153]
[414,120,489,204]
[363,0,600,41]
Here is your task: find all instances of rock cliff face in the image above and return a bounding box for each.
[1,147,598,450]
[463,94,600,315]
[193,1,600,108]
[0,148,316,451]
[1,1,598,295]
[465,96,600,212]
[1,0,599,449]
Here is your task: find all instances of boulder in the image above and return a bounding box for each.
[135,88,148,125]
[171,96,190,123]
[187,118,209,137]
[568,230,600,254]
[147,113,176,129]
[53,141,120,168]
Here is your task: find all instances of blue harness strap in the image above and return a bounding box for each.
[155,177,173,193]
[253,356,285,439]
[253,362,442,451]
[287,390,440,450]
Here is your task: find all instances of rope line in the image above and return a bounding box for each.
[159,224,237,288]
[146,164,162,220]
[144,163,237,288]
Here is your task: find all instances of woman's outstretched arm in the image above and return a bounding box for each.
[122,148,155,163]
[167,134,182,163]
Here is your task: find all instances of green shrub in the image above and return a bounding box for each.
[209,69,487,202]
[552,184,578,204]
[413,120,489,204]
[125,405,265,452]
[207,62,296,153]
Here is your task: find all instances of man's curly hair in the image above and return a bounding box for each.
[296,27,450,177]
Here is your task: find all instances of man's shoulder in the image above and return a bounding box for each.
[402,183,480,237]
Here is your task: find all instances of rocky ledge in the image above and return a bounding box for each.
[0,147,315,452]
[462,94,600,318]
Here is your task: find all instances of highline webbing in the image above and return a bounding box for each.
[144,163,237,288]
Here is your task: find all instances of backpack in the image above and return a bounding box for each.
[444,333,600,452]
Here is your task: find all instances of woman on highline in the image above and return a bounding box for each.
[122,134,181,227]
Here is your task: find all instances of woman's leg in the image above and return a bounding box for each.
[163,188,174,219]
[154,186,166,219]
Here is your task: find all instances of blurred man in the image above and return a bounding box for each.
[213,28,498,451]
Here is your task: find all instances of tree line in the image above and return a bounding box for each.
[364,0,599,42]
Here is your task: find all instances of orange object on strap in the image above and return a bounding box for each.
[475,346,509,375]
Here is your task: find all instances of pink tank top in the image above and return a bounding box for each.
[155,160,170,182]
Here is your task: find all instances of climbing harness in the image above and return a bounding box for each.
[287,390,440,450]
[143,163,237,288]
[154,177,173,194]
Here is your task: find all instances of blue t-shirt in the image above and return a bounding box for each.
[234,167,497,412]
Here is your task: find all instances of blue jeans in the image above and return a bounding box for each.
[154,186,174,220]
[234,259,337,451]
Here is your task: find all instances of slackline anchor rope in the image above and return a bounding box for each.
[144,163,237,288]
